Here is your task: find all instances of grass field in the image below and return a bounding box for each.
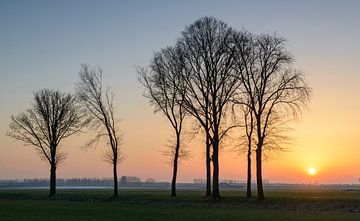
[0,188,359,220]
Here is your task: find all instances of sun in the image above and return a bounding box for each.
[308,167,317,176]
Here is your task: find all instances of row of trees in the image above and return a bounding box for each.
[139,17,311,200]
[8,17,311,200]
[8,65,121,197]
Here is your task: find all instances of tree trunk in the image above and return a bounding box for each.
[246,146,252,198]
[205,131,211,197]
[49,163,56,197]
[171,133,180,197]
[211,134,220,199]
[256,147,264,200]
[113,156,118,197]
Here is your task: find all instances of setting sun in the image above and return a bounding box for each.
[308,167,317,176]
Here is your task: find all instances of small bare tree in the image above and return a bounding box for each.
[233,32,312,200]
[241,101,255,198]
[231,95,255,198]
[138,46,187,196]
[8,89,84,196]
[76,64,121,197]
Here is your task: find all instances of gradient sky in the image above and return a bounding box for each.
[0,0,359,184]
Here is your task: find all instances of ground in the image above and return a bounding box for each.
[0,188,359,220]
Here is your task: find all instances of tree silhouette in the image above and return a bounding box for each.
[138,45,188,197]
[8,89,85,196]
[76,64,121,197]
[141,17,246,199]
[244,104,255,198]
[233,32,312,199]
[177,17,241,199]
[235,99,255,198]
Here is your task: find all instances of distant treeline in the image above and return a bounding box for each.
[1,178,358,190]
[0,177,150,187]
[0,177,249,188]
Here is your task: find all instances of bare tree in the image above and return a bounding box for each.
[76,64,121,197]
[138,45,187,196]
[177,17,241,199]
[233,32,311,200]
[8,89,84,196]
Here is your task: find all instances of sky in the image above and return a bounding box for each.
[0,0,359,184]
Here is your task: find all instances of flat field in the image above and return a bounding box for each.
[0,188,359,220]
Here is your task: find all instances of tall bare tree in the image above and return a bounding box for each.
[8,89,84,196]
[177,17,241,199]
[233,32,311,200]
[138,46,187,197]
[76,64,121,197]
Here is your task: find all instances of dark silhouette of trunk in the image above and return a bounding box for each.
[246,146,252,198]
[256,142,264,200]
[256,114,264,200]
[211,92,221,200]
[113,156,118,197]
[205,130,211,197]
[49,146,56,197]
[49,163,56,197]
[245,108,254,198]
[171,132,181,197]
[211,132,220,199]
